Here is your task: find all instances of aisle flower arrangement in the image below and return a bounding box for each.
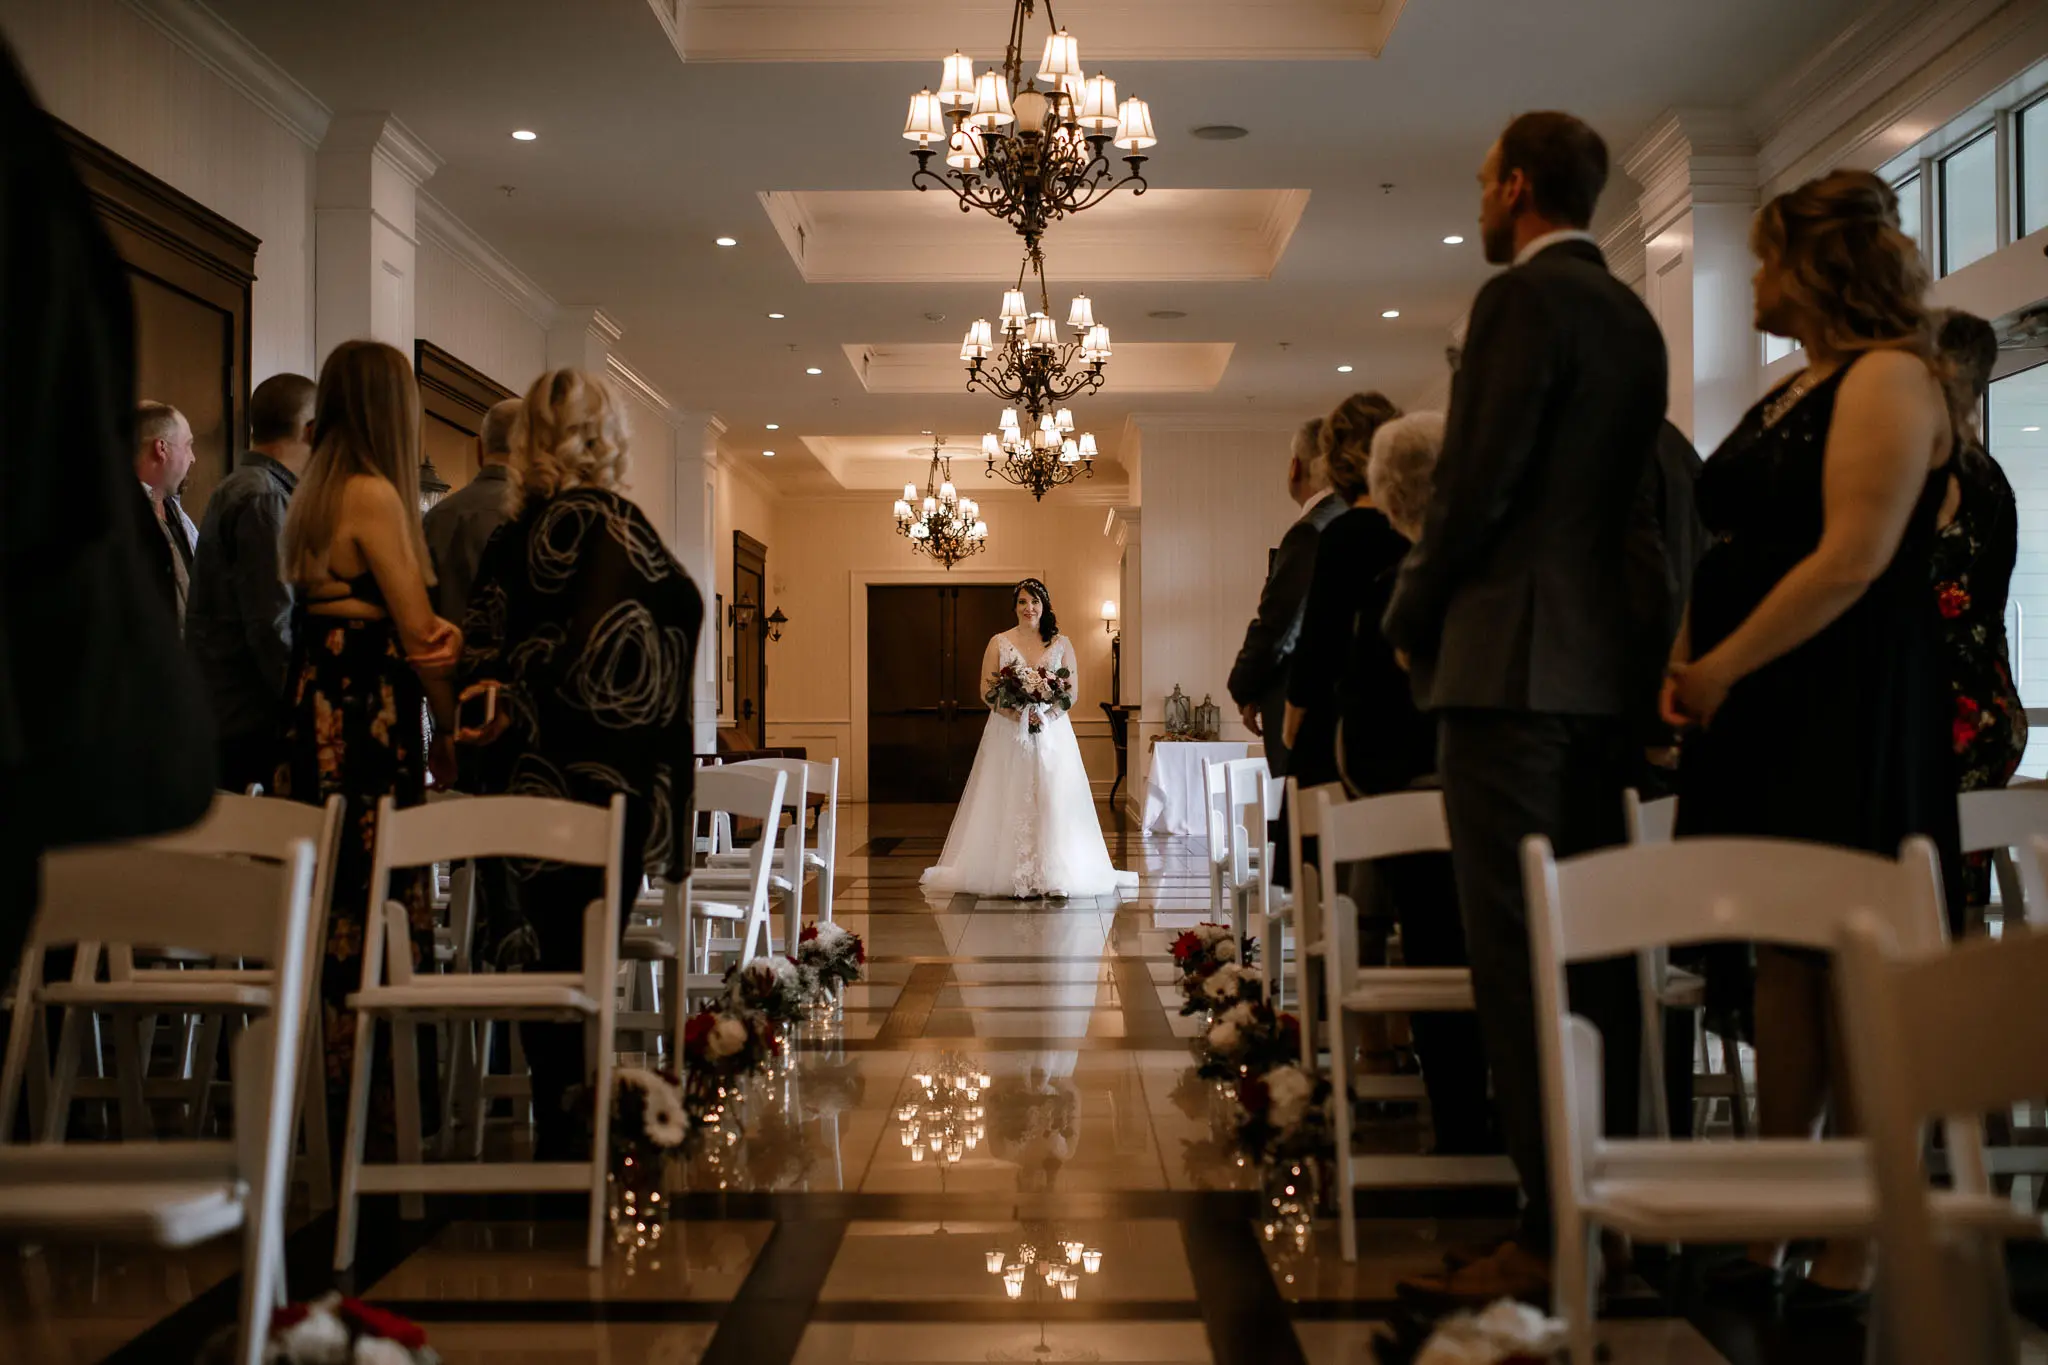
[1170,923,1258,1014]
[796,922,865,994]
[1235,1064,1334,1162]
[725,955,811,1029]
[201,1293,439,1364]
[682,1002,778,1117]
[613,1067,690,1150]
[1196,998,1302,1081]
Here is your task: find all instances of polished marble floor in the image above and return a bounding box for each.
[0,802,1965,1363]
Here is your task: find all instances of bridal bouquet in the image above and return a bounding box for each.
[986,662,1074,734]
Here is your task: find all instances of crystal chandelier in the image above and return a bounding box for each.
[893,439,989,570]
[981,402,1096,502]
[901,0,1157,251]
[960,246,1111,417]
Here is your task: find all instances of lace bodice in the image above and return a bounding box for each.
[993,631,1073,674]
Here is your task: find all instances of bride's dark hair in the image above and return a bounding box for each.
[1014,578,1058,643]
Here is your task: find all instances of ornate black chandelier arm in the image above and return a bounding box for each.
[963,353,1105,411]
[984,449,1095,502]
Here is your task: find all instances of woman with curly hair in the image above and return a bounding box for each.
[456,366,703,1157]
[1664,168,1964,1311]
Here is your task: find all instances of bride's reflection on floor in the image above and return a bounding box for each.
[673,1020,869,1193]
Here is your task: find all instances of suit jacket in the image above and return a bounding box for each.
[1621,420,1706,747]
[1228,492,1347,736]
[186,452,297,742]
[1383,239,1668,715]
[0,37,215,864]
[423,463,514,623]
[137,484,181,618]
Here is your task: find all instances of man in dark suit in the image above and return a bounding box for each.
[134,400,197,626]
[1226,418,1344,774]
[1383,111,1669,1306]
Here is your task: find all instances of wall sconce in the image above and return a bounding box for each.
[417,455,450,514]
[765,607,788,642]
[730,595,758,630]
[1099,598,1119,639]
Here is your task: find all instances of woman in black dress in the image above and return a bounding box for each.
[1665,170,1964,1308]
[456,367,703,1156]
[276,340,462,1146]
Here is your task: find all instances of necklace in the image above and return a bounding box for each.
[1761,366,1832,430]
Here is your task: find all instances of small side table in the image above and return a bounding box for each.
[1100,703,1139,805]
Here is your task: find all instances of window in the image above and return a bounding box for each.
[1763,333,1801,365]
[1894,171,1923,251]
[1940,129,1998,275]
[2022,95,2048,238]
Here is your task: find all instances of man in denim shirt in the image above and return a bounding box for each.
[186,372,315,793]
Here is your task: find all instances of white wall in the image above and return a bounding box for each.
[1131,419,1301,748]
[2,0,317,383]
[414,235,548,395]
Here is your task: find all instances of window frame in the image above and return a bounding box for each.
[1937,123,2000,278]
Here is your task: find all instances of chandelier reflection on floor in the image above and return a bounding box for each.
[900,0,1157,251]
[984,1221,1105,1301]
[897,1052,991,1164]
[892,438,989,570]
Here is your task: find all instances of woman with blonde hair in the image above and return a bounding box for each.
[1664,168,1963,1311]
[276,338,462,1125]
[456,366,702,1157]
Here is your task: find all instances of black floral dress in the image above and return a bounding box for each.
[1932,445,2028,905]
[273,609,436,1133]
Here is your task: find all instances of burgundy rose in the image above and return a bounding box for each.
[338,1299,428,1350]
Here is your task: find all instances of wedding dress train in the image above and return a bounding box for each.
[921,634,1137,900]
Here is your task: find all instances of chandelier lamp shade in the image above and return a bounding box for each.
[901,0,1156,250]
[893,437,989,569]
[982,404,1097,501]
[961,247,1110,421]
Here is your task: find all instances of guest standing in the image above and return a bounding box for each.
[276,340,461,1134]
[456,368,702,1157]
[1281,391,1403,788]
[186,372,316,794]
[1226,417,1342,774]
[1931,309,2025,915]
[424,397,522,623]
[0,35,214,974]
[1665,169,1963,1310]
[1384,111,1667,1306]
[134,400,199,627]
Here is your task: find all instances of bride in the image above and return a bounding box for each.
[922,579,1137,900]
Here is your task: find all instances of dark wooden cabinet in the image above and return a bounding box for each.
[867,584,1017,803]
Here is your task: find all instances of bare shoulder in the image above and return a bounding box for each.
[341,471,404,514]
[1838,349,1941,405]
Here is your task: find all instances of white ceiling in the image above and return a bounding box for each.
[203,0,1873,494]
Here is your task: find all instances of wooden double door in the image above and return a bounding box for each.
[867,584,1019,803]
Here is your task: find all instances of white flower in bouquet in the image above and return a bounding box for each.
[1212,936,1238,964]
[270,1306,350,1364]
[707,1014,749,1061]
[1201,964,1244,1002]
[1415,1300,1568,1365]
[1264,1064,1314,1132]
[1207,1000,1256,1055]
[352,1340,417,1365]
[643,1083,688,1148]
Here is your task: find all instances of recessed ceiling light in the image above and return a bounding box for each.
[766,312,786,319]
[1148,309,1188,320]
[1381,309,1401,319]
[1191,124,1249,141]
[765,423,780,430]
[511,129,537,142]
[762,450,775,457]
[1336,365,1354,373]
[1443,234,1464,245]
[2027,425,2044,433]
[715,236,738,247]
[805,367,823,375]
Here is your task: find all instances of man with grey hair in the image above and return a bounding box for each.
[1226,416,1342,774]
[425,397,522,623]
[134,399,198,624]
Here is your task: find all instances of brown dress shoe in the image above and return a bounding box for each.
[1396,1242,1552,1316]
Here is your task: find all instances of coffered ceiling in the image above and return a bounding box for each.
[201,0,1873,495]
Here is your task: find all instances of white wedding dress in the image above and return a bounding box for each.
[922,633,1137,900]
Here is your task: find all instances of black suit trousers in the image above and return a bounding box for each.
[1437,708,1640,1251]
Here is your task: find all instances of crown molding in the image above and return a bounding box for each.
[1123,409,1302,434]
[415,193,558,329]
[1622,108,1757,237]
[320,111,441,187]
[1599,208,1646,290]
[605,353,684,427]
[1104,506,1141,548]
[1750,0,2031,190]
[721,447,783,501]
[121,0,331,148]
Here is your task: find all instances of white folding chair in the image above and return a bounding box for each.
[1282,777,1345,1052]
[686,765,788,995]
[1841,868,2048,1365]
[620,872,692,1068]
[1319,788,1517,1261]
[22,793,343,1209]
[1958,786,2048,930]
[1525,832,2014,1365]
[1229,759,1281,967]
[334,793,627,1271]
[697,757,810,951]
[1203,756,1268,940]
[1623,790,1750,1140]
[0,837,316,1365]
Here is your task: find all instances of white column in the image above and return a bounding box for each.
[673,411,726,756]
[1104,507,1141,707]
[1622,109,1758,456]
[547,306,625,374]
[314,113,440,368]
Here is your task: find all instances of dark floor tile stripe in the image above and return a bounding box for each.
[377,1299,727,1323]
[807,1299,1204,1322]
[696,1215,848,1365]
[874,961,949,1041]
[1109,949,1178,1042]
[1182,1202,1311,1365]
